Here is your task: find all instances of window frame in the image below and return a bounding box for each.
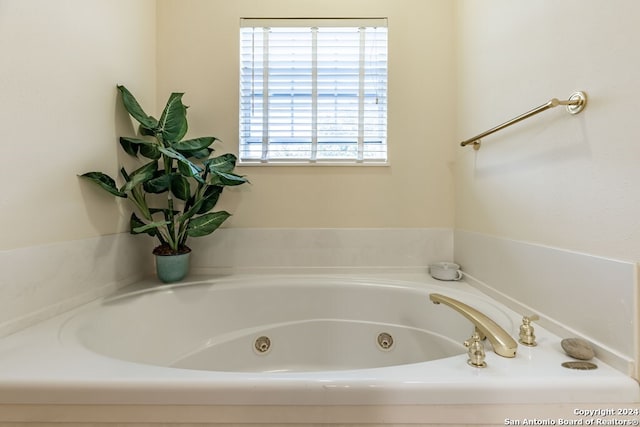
[239,18,389,166]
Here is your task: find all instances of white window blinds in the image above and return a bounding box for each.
[239,18,388,164]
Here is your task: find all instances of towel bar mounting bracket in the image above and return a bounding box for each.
[565,91,587,115]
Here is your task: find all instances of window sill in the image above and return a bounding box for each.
[238,160,390,167]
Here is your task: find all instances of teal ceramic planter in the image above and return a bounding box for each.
[155,252,191,283]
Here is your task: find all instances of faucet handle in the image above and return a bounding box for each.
[464,331,487,368]
[519,314,540,346]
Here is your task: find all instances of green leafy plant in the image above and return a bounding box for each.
[81,85,248,255]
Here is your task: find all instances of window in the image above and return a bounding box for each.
[239,18,388,165]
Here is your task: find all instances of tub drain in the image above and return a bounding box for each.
[377,332,394,350]
[254,336,271,354]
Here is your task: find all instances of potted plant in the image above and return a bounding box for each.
[81,85,248,282]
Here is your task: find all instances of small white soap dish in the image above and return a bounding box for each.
[429,262,463,281]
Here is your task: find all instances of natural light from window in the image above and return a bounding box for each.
[239,18,388,165]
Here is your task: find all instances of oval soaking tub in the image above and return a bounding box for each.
[62,275,496,373]
[0,273,637,419]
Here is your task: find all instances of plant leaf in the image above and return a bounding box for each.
[210,171,249,186]
[171,174,191,201]
[121,161,158,193]
[158,92,188,143]
[180,185,223,222]
[117,85,158,130]
[130,213,159,236]
[186,211,230,237]
[178,160,205,183]
[172,137,217,152]
[196,185,223,214]
[138,122,157,136]
[206,153,237,173]
[118,137,139,157]
[132,221,170,235]
[179,148,213,159]
[119,137,161,160]
[158,147,204,183]
[143,174,171,193]
[79,172,127,197]
[205,154,248,186]
[139,143,161,160]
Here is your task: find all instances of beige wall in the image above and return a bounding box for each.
[455,0,640,262]
[10,0,634,262]
[1,0,456,249]
[0,0,156,250]
[156,0,456,229]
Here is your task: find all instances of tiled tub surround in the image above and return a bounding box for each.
[0,273,638,425]
[455,229,639,378]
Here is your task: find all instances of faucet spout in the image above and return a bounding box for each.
[429,293,517,358]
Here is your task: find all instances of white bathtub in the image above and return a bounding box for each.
[0,273,638,423]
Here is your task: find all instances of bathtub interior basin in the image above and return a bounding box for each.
[60,275,513,373]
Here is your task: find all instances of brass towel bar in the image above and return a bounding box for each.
[460,91,587,150]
